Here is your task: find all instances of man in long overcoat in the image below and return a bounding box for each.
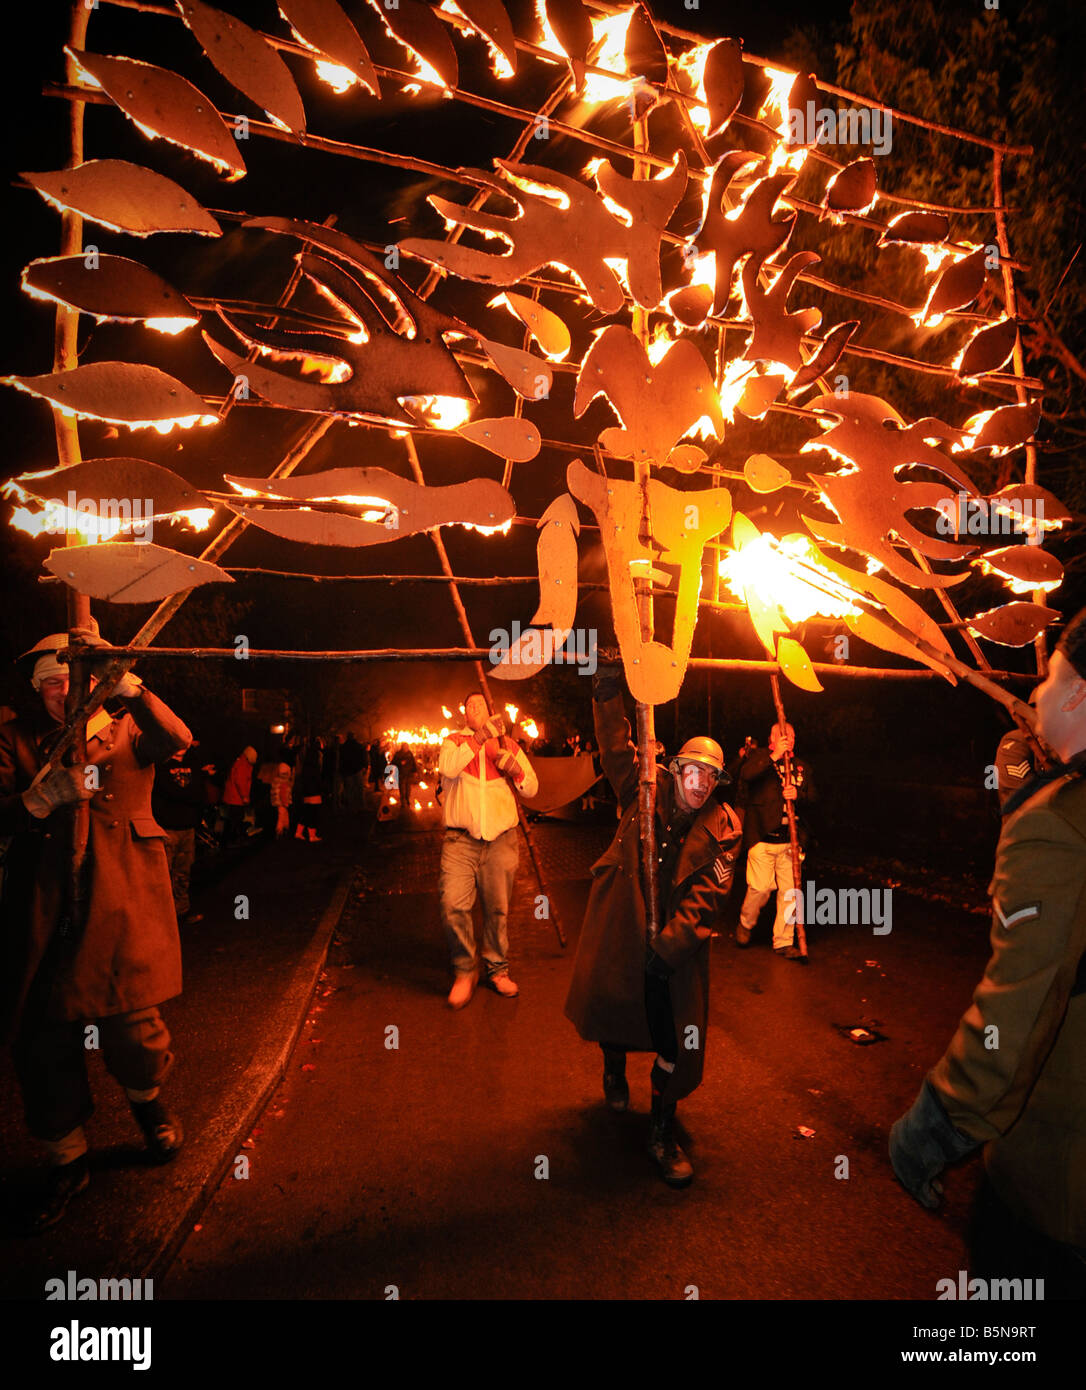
[565,670,742,1186]
[0,631,191,1230]
[890,607,1086,1294]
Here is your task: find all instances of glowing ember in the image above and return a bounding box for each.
[144,317,200,335]
[759,67,811,176]
[384,724,453,747]
[675,42,713,134]
[582,10,638,106]
[401,395,473,429]
[441,1,514,80]
[441,705,454,718]
[314,61,359,94]
[719,532,863,622]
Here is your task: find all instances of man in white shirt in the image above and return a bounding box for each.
[438,693,539,1008]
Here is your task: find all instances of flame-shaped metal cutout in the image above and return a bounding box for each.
[403,154,687,314]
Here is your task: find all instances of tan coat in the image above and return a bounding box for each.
[564,695,742,1103]
[929,769,1086,1247]
[0,689,191,1039]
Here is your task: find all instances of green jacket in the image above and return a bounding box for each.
[929,768,1086,1246]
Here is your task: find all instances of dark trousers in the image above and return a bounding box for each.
[968,1177,1086,1300]
[11,1007,174,1141]
[601,971,678,1068]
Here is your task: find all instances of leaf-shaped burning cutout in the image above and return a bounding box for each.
[44,543,231,604]
[575,326,724,465]
[990,483,1070,531]
[457,417,541,461]
[824,158,876,213]
[957,319,1017,377]
[967,602,1061,646]
[448,0,518,78]
[737,373,785,419]
[788,320,859,395]
[960,400,1041,453]
[178,0,306,133]
[776,635,823,692]
[278,0,381,96]
[21,255,197,332]
[224,467,514,543]
[702,38,744,136]
[367,0,458,90]
[492,293,570,360]
[3,363,219,432]
[625,4,667,83]
[879,211,949,245]
[67,49,245,179]
[975,545,1063,592]
[744,453,791,494]
[925,246,987,319]
[22,161,220,237]
[543,0,593,91]
[16,458,211,519]
[480,338,553,400]
[784,72,821,145]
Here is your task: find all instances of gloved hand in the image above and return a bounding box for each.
[70,629,142,698]
[889,1079,978,1209]
[494,748,520,777]
[592,669,624,704]
[477,713,505,742]
[22,763,95,819]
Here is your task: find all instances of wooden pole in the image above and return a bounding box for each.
[55,1,92,938]
[769,673,809,962]
[630,108,661,946]
[992,148,1047,678]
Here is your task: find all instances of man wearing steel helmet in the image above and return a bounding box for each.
[0,629,190,1230]
[889,606,1086,1293]
[565,670,742,1187]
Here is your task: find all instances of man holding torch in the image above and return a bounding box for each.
[735,721,814,960]
[564,670,743,1188]
[889,608,1086,1291]
[0,630,190,1230]
[438,692,538,1009]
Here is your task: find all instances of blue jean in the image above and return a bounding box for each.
[440,827,518,977]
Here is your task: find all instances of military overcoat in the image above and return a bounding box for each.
[0,688,191,1040]
[564,694,742,1103]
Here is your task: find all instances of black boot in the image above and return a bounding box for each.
[130,1097,184,1164]
[601,1047,629,1112]
[25,1156,90,1234]
[648,1063,693,1188]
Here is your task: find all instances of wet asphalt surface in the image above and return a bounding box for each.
[161,811,1007,1302]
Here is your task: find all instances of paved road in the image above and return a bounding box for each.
[164,815,1004,1301]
